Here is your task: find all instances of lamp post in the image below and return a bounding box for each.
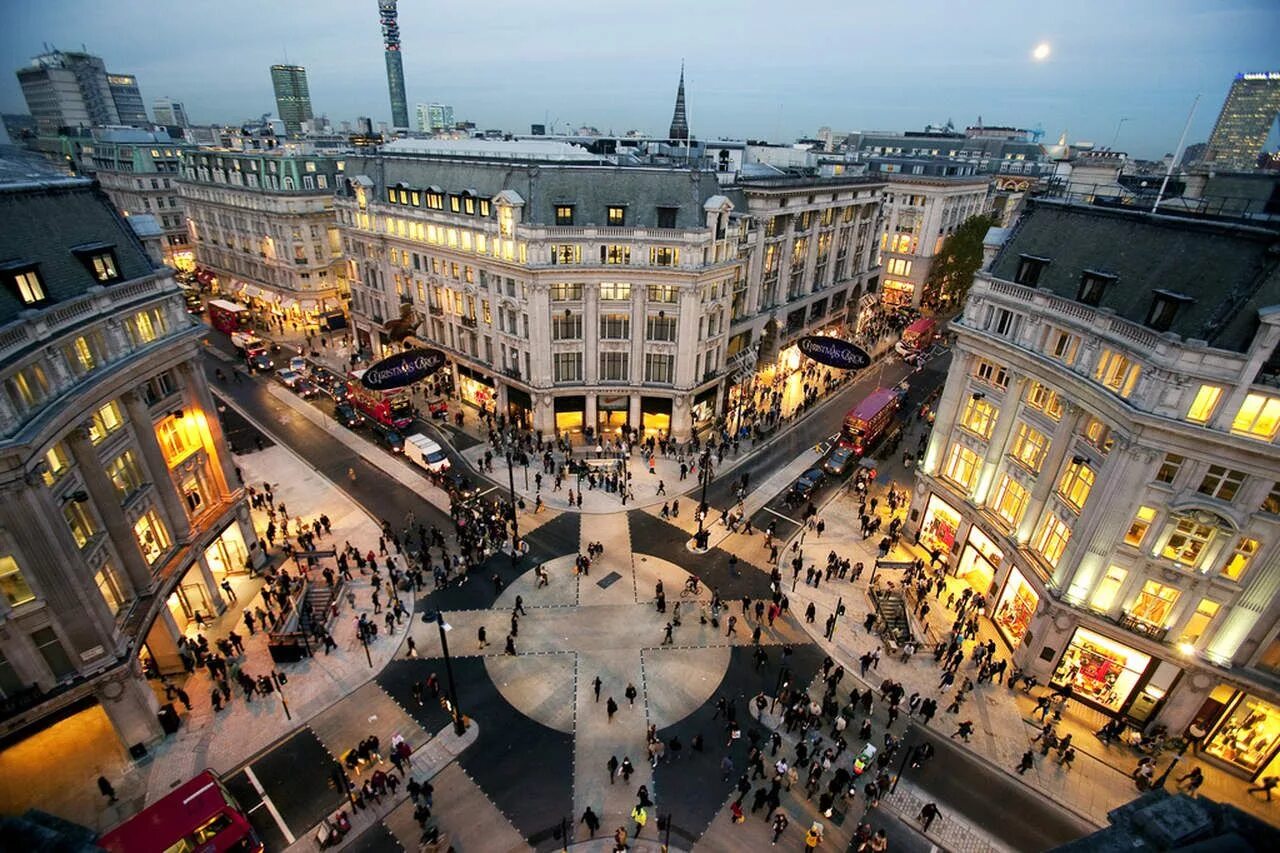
[433,610,467,736]
[271,670,291,721]
[358,618,373,668]
[891,726,920,793]
[771,664,791,713]
[1152,738,1191,790]
[694,451,713,543]
[506,449,520,567]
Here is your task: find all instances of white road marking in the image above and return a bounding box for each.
[243,765,296,844]
[764,507,802,526]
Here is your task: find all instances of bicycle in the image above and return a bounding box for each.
[680,578,702,597]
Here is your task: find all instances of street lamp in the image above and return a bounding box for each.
[431,610,467,736]
[505,448,520,567]
[771,664,791,713]
[1152,738,1192,790]
[271,670,291,721]
[694,451,713,546]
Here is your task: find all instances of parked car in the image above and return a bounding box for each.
[293,378,319,399]
[823,446,855,476]
[786,468,826,503]
[371,425,405,453]
[289,355,308,374]
[275,368,302,388]
[335,402,364,428]
[248,352,274,372]
[312,367,348,401]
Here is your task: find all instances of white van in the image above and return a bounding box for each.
[403,433,451,473]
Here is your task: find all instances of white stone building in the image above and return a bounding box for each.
[908,197,1280,782]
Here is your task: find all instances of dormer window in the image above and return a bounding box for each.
[656,206,679,229]
[1077,270,1115,306]
[607,206,626,226]
[1014,254,1050,286]
[555,205,575,226]
[3,262,48,305]
[1146,290,1193,332]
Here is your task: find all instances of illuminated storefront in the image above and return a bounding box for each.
[691,387,718,432]
[919,493,962,557]
[955,526,1003,592]
[881,278,915,307]
[203,521,249,580]
[555,395,585,434]
[993,565,1038,648]
[1051,626,1152,713]
[597,394,630,436]
[1204,690,1280,779]
[641,397,672,437]
[457,365,495,411]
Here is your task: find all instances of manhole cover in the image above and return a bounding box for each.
[597,571,623,589]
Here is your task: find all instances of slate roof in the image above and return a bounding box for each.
[348,152,727,229]
[990,198,1280,352]
[0,152,156,326]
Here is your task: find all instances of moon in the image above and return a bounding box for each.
[1032,42,1051,61]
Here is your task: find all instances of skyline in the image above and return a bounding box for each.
[2,0,1279,158]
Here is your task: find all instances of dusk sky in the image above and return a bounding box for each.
[3,0,1278,158]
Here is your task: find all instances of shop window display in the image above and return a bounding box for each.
[1051,627,1151,712]
[1205,694,1280,775]
[919,494,961,557]
[993,567,1038,647]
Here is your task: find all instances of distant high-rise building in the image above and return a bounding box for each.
[1203,72,1280,172]
[152,97,189,128]
[107,73,146,125]
[15,48,147,134]
[530,123,546,136]
[668,62,689,141]
[356,116,374,136]
[379,1,409,129]
[417,103,454,133]
[269,64,313,136]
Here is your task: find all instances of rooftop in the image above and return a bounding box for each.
[89,127,178,144]
[0,147,86,191]
[382,138,606,164]
[990,198,1280,353]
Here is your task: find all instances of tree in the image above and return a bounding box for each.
[923,213,999,309]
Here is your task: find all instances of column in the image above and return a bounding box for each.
[121,390,192,544]
[585,394,598,435]
[973,376,1029,505]
[629,395,642,433]
[65,426,154,593]
[95,668,164,750]
[1016,407,1086,544]
[196,553,227,614]
[181,362,239,496]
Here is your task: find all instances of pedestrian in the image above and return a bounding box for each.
[631,804,647,838]
[478,626,487,649]
[1177,767,1204,795]
[621,757,635,782]
[1017,749,1035,774]
[594,675,603,702]
[581,806,601,837]
[607,697,619,721]
[918,802,941,832]
[951,720,974,742]
[625,683,638,705]
[771,811,789,844]
[1247,775,1279,800]
[97,775,117,804]
[608,755,619,783]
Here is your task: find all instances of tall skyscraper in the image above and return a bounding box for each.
[152,97,189,128]
[1203,71,1280,172]
[270,64,313,136]
[379,1,409,130]
[668,63,689,141]
[15,49,147,134]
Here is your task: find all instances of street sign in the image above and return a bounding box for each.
[797,336,871,370]
[361,347,447,390]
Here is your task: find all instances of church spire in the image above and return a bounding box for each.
[668,61,689,141]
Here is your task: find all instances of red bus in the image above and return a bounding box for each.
[895,317,938,357]
[841,386,905,456]
[208,299,251,335]
[347,369,414,429]
[98,769,262,853]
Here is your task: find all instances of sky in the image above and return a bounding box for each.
[2,0,1278,159]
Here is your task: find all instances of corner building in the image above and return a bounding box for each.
[0,153,254,752]
[909,198,1280,781]
[338,140,883,440]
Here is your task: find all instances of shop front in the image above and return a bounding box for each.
[457,365,495,412]
[1050,626,1159,716]
[1202,687,1280,780]
[993,565,1038,648]
[555,395,586,434]
[955,525,1003,593]
[203,520,250,579]
[596,394,630,437]
[881,278,915,307]
[918,493,962,558]
[641,397,672,438]
[692,387,718,433]
[506,386,532,430]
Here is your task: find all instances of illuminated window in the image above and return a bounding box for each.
[1178,598,1220,645]
[602,245,631,265]
[1009,422,1048,472]
[449,196,460,213]
[87,401,124,444]
[156,413,201,464]
[105,450,144,499]
[647,284,678,304]
[1025,382,1063,419]
[63,499,99,548]
[1032,512,1072,567]
[886,258,912,277]
[1094,349,1141,398]
[87,252,120,283]
[1124,506,1157,547]
[1221,537,1259,581]
[8,266,47,304]
[4,364,51,412]
[1130,580,1179,627]
[549,282,583,301]
[1090,566,1127,611]
[1162,516,1216,567]
[1231,393,1280,440]
[960,397,997,439]
[95,563,124,614]
[598,282,632,301]
[942,444,981,490]
[1198,465,1246,502]
[1155,453,1184,484]
[425,192,444,210]
[1045,329,1079,365]
[555,205,574,225]
[133,508,171,564]
[41,442,71,487]
[650,247,678,267]
[463,197,475,215]
[62,334,101,376]
[1058,460,1095,511]
[1081,417,1114,453]
[973,359,1009,389]
[1186,385,1223,424]
[0,555,36,606]
[607,206,626,226]
[990,475,1029,527]
[479,199,491,217]
[1261,482,1280,515]
[551,245,581,265]
[125,307,168,345]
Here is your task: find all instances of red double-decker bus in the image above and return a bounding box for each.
[841,386,905,456]
[347,369,414,429]
[98,769,262,853]
[208,299,251,335]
